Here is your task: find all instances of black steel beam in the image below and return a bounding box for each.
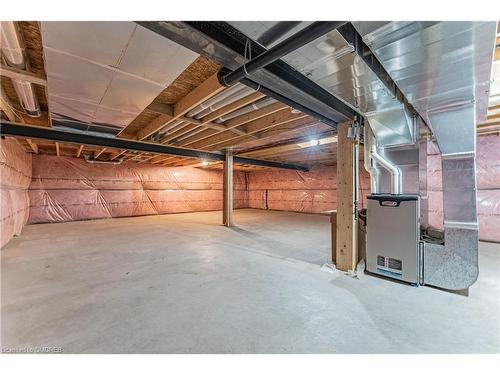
[257,21,301,47]
[135,21,360,125]
[184,22,360,121]
[336,23,421,119]
[238,76,338,127]
[220,22,346,86]
[0,121,310,172]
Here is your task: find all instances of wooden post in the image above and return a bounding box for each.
[223,149,234,227]
[335,123,358,271]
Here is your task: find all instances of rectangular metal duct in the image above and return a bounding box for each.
[230,22,417,147]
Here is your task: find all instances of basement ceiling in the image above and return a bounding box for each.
[41,22,198,132]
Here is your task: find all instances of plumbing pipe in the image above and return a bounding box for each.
[363,125,381,194]
[193,86,255,119]
[185,83,246,118]
[215,97,276,123]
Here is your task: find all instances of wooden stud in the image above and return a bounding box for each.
[76,145,84,158]
[26,138,38,154]
[94,148,107,159]
[335,123,357,271]
[55,142,60,156]
[223,149,234,227]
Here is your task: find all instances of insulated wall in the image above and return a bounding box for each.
[247,165,371,214]
[1,137,32,248]
[28,155,248,223]
[427,135,499,242]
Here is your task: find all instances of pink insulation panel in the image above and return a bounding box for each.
[247,165,371,214]
[426,135,500,242]
[28,155,248,224]
[1,137,32,248]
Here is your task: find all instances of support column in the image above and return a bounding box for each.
[335,123,358,271]
[223,149,234,227]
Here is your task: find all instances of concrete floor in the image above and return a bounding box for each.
[2,209,499,353]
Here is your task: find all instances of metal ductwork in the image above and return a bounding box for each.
[0,21,41,117]
[353,21,497,290]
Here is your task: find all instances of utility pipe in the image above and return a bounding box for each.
[215,97,276,123]
[370,132,402,194]
[363,125,381,194]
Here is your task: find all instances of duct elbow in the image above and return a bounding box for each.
[371,150,402,194]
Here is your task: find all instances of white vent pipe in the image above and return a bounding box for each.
[193,86,254,119]
[215,97,276,123]
[365,125,402,194]
[185,83,247,118]
[363,126,381,193]
[0,21,41,117]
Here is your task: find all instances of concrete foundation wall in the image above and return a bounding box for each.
[0,137,32,248]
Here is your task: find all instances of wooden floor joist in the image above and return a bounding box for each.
[0,64,48,87]
[177,102,288,148]
[134,73,225,140]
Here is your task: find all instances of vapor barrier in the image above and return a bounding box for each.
[1,137,32,248]
[247,166,371,213]
[427,135,500,242]
[29,155,248,223]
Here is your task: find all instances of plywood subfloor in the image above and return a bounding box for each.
[2,209,499,353]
